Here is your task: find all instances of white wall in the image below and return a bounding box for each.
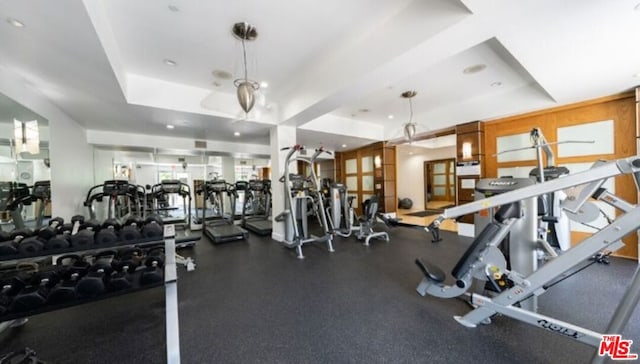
[0,65,95,218]
[396,144,456,211]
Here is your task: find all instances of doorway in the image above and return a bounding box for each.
[423,158,456,209]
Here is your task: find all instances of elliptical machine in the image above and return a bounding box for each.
[276,145,334,259]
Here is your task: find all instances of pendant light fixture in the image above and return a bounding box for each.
[13,119,40,154]
[401,91,418,144]
[232,22,260,115]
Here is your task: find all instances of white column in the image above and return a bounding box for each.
[270,124,296,242]
[221,157,235,184]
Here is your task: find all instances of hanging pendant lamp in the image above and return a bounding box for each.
[232,22,260,114]
[401,91,418,143]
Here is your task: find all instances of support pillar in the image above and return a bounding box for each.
[270,125,296,242]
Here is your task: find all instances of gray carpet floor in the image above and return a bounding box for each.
[0,225,638,363]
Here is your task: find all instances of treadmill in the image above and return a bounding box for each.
[31,180,51,228]
[0,181,31,231]
[241,179,272,236]
[84,180,143,220]
[151,179,192,227]
[201,180,248,244]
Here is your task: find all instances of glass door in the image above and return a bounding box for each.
[426,158,456,204]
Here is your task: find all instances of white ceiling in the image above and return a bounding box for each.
[0,0,639,153]
[0,93,47,124]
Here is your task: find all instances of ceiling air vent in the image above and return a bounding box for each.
[299,149,308,156]
[195,140,207,149]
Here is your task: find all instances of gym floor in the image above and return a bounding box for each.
[1,225,639,363]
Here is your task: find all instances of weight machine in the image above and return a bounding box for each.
[493,127,590,255]
[326,183,389,246]
[416,156,640,363]
[276,145,334,259]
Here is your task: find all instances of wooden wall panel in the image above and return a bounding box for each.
[483,92,637,259]
[338,142,396,213]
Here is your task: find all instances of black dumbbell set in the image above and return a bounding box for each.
[0,214,166,259]
[0,246,165,318]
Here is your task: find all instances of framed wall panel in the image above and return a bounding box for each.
[557,120,613,157]
[496,133,537,162]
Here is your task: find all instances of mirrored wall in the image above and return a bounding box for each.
[0,93,51,229]
[91,147,271,219]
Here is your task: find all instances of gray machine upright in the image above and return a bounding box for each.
[474,177,538,311]
[276,145,334,259]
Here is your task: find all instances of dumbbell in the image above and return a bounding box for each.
[45,234,71,250]
[46,255,87,304]
[115,247,143,270]
[81,219,101,231]
[145,246,165,267]
[76,269,106,298]
[18,236,46,255]
[0,229,34,256]
[0,273,31,315]
[142,214,164,238]
[110,249,141,291]
[103,218,121,230]
[37,216,64,240]
[59,215,85,236]
[138,247,165,285]
[70,229,94,247]
[56,255,90,279]
[47,272,79,304]
[90,250,117,275]
[95,219,120,245]
[9,267,59,313]
[121,217,143,242]
[0,285,12,316]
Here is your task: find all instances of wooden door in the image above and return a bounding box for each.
[424,159,456,203]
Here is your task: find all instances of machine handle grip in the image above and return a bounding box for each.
[280,144,304,151]
[425,216,444,243]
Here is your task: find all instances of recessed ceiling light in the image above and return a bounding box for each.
[387,114,394,119]
[260,81,269,88]
[358,108,370,113]
[341,144,347,148]
[166,125,175,129]
[491,81,503,87]
[6,17,25,28]
[168,5,180,12]
[212,70,232,79]
[463,64,487,74]
[164,59,177,67]
[234,132,240,137]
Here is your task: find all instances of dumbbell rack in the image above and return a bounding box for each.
[0,224,192,364]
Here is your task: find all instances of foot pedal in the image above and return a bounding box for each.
[415,258,446,283]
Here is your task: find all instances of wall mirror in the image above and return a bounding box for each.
[0,93,51,230]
